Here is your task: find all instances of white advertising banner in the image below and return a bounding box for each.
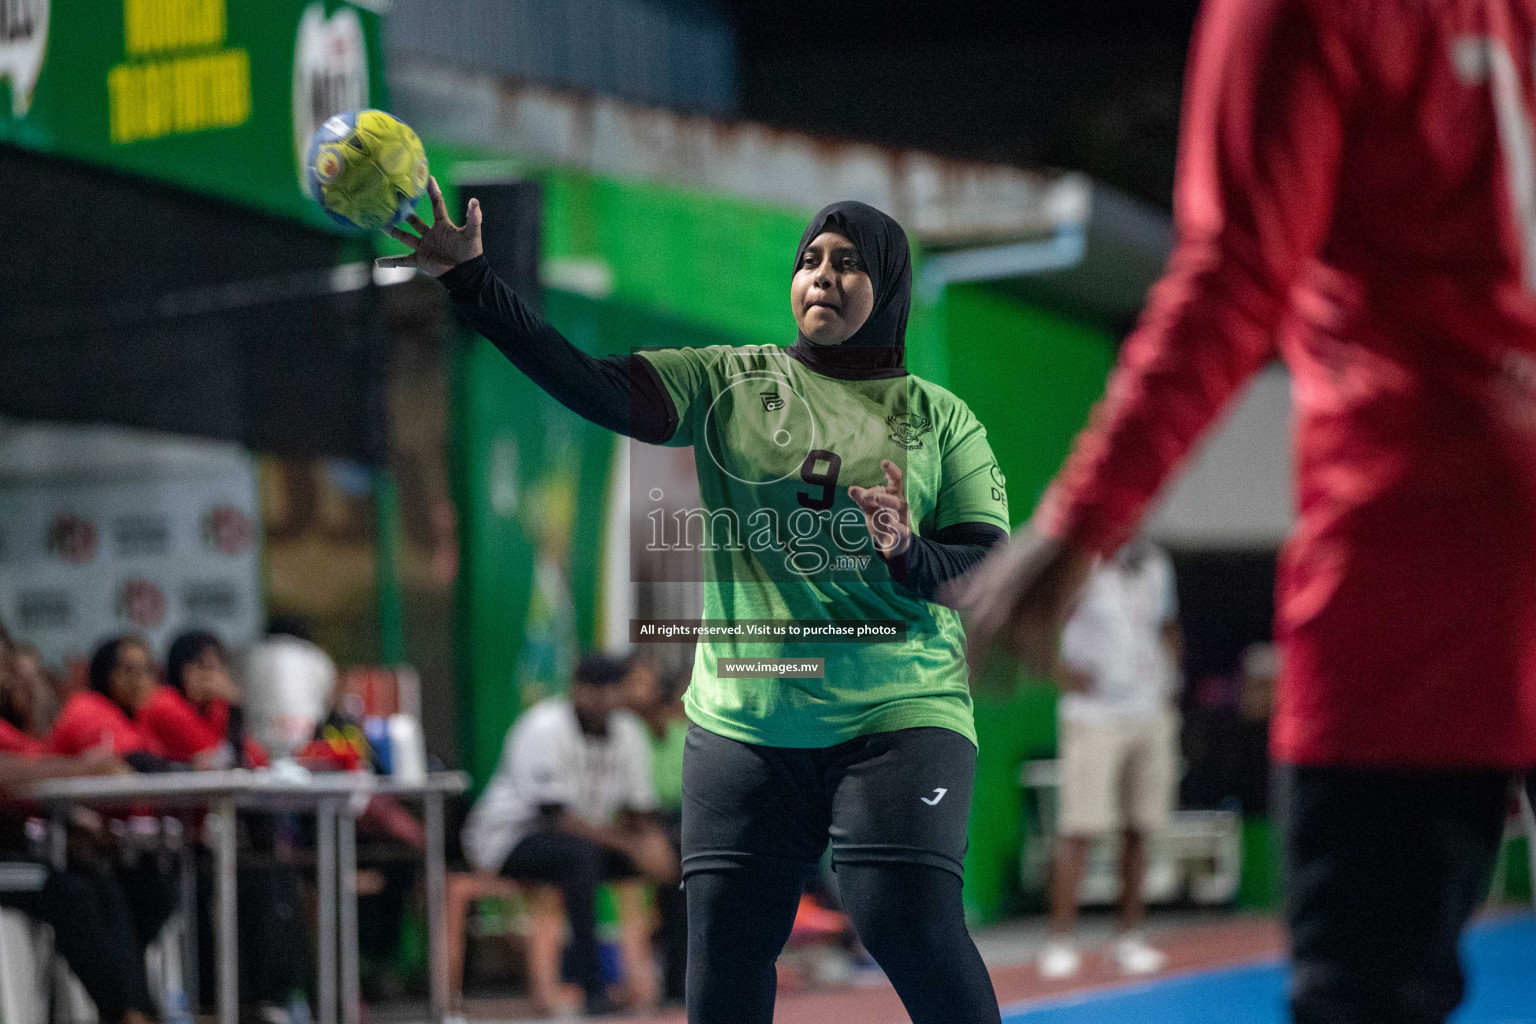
[0,468,263,670]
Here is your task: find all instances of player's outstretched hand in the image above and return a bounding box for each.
[947,527,1094,677]
[376,176,484,278]
[848,459,912,558]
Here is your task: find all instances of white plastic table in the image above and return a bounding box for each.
[21,769,468,1024]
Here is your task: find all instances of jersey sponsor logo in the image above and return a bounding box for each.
[760,391,785,412]
[887,413,932,450]
[989,463,1007,503]
[921,787,948,805]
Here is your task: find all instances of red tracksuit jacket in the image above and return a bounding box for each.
[1039,0,1536,768]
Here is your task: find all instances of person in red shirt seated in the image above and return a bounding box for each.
[0,642,50,756]
[151,631,267,769]
[0,678,46,756]
[0,622,159,1024]
[50,636,166,767]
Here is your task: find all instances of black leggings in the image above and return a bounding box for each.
[0,866,155,1023]
[686,862,999,1024]
[501,830,639,999]
[1281,765,1510,1024]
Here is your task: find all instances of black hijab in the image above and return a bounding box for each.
[788,201,911,380]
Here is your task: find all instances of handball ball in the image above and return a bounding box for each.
[305,109,429,231]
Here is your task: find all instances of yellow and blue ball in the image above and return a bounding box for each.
[305,109,429,232]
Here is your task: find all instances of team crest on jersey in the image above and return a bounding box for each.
[887,413,932,450]
[761,391,785,412]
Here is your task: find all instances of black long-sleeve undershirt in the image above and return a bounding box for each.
[885,522,1007,605]
[441,255,1006,601]
[440,254,677,443]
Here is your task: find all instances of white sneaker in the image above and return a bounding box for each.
[1038,940,1082,979]
[1112,933,1167,975]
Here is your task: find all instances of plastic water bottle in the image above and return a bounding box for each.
[386,714,427,784]
[363,716,392,774]
[287,990,313,1024]
[163,988,193,1024]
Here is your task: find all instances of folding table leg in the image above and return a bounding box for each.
[338,810,359,1024]
[424,793,447,1024]
[213,800,239,1024]
[317,801,338,1024]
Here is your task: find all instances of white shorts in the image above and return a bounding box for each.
[1056,709,1178,836]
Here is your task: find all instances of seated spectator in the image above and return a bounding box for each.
[148,631,308,1016]
[51,637,181,957]
[50,636,166,765]
[463,654,676,1016]
[7,641,61,737]
[141,631,266,769]
[0,751,161,1024]
[622,659,689,1004]
[0,656,47,756]
[0,639,58,753]
[0,623,156,1024]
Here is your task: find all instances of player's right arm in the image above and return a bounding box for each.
[961,0,1359,668]
[1041,0,1357,554]
[381,178,677,443]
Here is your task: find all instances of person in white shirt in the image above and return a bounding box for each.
[1039,539,1181,980]
[242,616,338,761]
[462,654,677,1013]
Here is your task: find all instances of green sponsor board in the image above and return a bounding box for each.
[0,0,387,226]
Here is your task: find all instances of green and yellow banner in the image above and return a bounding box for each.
[0,0,386,226]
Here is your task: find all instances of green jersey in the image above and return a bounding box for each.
[638,344,1009,748]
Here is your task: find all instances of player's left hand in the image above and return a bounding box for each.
[848,459,912,559]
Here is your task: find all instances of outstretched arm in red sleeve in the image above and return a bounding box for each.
[960,0,1357,668]
[1042,0,1355,552]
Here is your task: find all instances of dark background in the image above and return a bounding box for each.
[721,0,1203,208]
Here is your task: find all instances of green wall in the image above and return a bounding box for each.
[541,174,810,346]
[451,274,744,787]
[942,283,1118,921]
[944,283,1118,516]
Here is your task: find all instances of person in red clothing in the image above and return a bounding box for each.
[153,631,267,768]
[961,0,1536,1021]
[135,682,225,767]
[9,642,61,735]
[51,636,165,763]
[0,650,47,757]
[0,641,52,756]
[135,631,240,768]
[0,623,160,1024]
[0,717,45,756]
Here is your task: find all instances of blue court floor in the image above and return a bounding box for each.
[1000,913,1536,1024]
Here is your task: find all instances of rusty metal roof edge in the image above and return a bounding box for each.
[389,55,1098,244]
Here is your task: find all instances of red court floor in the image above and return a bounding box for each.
[461,913,1286,1024]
